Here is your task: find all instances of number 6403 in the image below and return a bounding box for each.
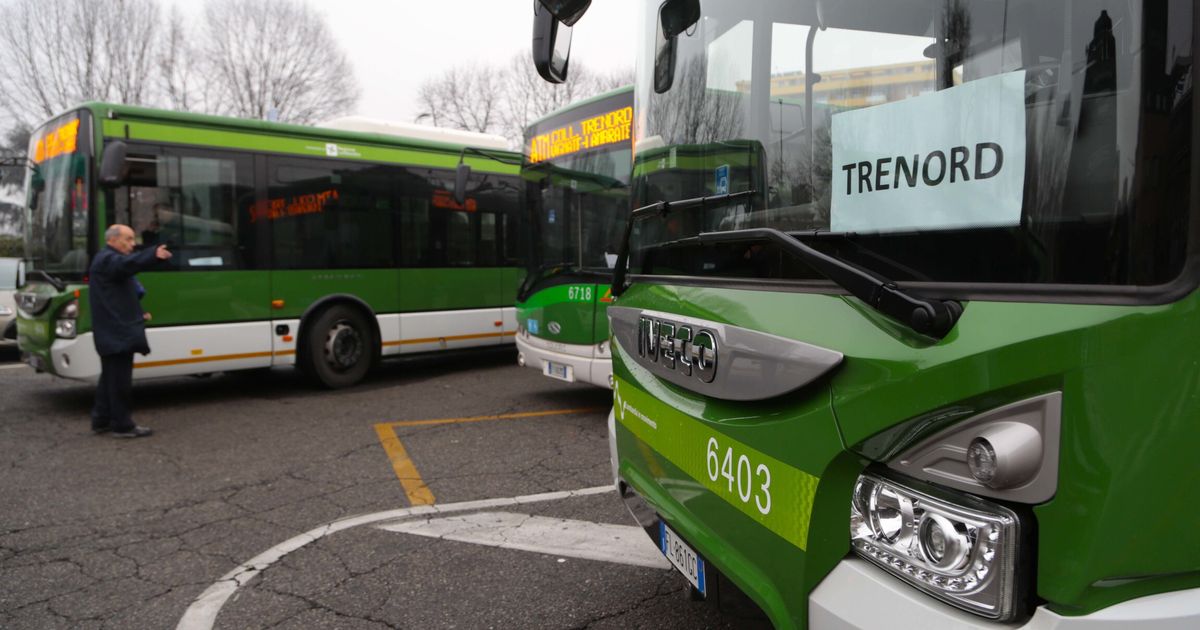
[705,437,771,515]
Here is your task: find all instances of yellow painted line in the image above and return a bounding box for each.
[134,349,294,369]
[381,330,516,347]
[373,424,436,506]
[373,407,606,506]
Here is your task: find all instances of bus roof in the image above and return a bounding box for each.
[76,102,519,158]
[318,116,510,150]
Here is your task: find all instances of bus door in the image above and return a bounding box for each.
[109,143,272,377]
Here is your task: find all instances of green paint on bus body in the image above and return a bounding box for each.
[613,372,820,552]
[611,281,1200,627]
[516,283,602,346]
[92,103,520,175]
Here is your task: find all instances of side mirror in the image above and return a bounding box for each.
[654,0,701,93]
[533,2,573,84]
[98,140,128,188]
[16,260,25,288]
[538,0,591,26]
[454,162,471,206]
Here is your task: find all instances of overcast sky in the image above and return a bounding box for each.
[305,0,638,123]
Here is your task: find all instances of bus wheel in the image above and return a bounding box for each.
[304,305,374,388]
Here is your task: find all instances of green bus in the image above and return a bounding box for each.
[535,0,1199,628]
[516,87,632,388]
[16,103,523,388]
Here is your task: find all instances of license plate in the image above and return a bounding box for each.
[543,360,573,382]
[660,521,706,595]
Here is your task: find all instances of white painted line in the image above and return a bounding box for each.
[0,363,29,370]
[176,485,616,630]
[377,511,671,570]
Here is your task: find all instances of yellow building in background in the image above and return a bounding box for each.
[740,59,937,108]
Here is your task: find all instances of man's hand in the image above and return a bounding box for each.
[155,244,173,260]
[143,312,152,322]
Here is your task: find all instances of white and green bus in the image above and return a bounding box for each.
[17,103,523,388]
[516,87,632,388]
[533,0,1199,628]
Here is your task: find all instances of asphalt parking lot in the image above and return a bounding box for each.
[0,346,753,629]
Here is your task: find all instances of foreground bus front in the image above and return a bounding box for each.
[610,1,1198,627]
[516,88,632,388]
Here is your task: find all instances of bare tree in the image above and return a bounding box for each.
[498,53,600,144]
[157,6,209,113]
[0,0,161,127]
[414,65,505,133]
[415,53,634,148]
[200,0,360,124]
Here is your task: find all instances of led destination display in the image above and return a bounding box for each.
[528,105,632,164]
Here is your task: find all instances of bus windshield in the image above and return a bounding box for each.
[632,0,1194,290]
[24,111,92,279]
[523,90,633,286]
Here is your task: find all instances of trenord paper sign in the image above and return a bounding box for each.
[831,71,1027,233]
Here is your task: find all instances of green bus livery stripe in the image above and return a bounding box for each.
[100,120,520,175]
[613,376,819,551]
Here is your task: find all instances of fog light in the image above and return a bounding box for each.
[517,352,526,367]
[850,471,1022,620]
[967,438,998,483]
[55,319,77,338]
[968,423,1042,489]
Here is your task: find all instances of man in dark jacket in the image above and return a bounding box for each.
[89,224,172,438]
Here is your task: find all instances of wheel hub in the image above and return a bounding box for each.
[324,322,363,370]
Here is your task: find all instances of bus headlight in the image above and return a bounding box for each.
[850,472,1023,620]
[55,299,79,339]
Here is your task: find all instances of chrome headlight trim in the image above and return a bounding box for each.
[850,470,1027,621]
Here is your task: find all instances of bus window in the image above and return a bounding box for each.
[112,146,254,270]
[479,212,498,265]
[267,158,395,269]
[444,210,476,266]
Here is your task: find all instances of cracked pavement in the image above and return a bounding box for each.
[0,347,759,629]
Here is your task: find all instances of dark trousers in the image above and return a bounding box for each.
[92,352,134,431]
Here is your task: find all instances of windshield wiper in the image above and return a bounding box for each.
[26,269,65,292]
[612,190,756,297]
[697,228,961,338]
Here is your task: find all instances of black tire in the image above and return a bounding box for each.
[301,304,375,389]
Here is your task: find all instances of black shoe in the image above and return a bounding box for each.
[111,426,153,438]
[92,426,112,435]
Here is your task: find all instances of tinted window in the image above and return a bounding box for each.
[267,159,395,269]
[112,147,255,270]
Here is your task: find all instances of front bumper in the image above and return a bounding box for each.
[29,333,101,379]
[516,333,612,389]
[810,558,1200,629]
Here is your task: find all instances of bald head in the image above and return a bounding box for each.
[106,224,136,254]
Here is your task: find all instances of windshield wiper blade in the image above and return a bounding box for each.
[612,190,756,297]
[696,228,961,338]
[26,269,65,292]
